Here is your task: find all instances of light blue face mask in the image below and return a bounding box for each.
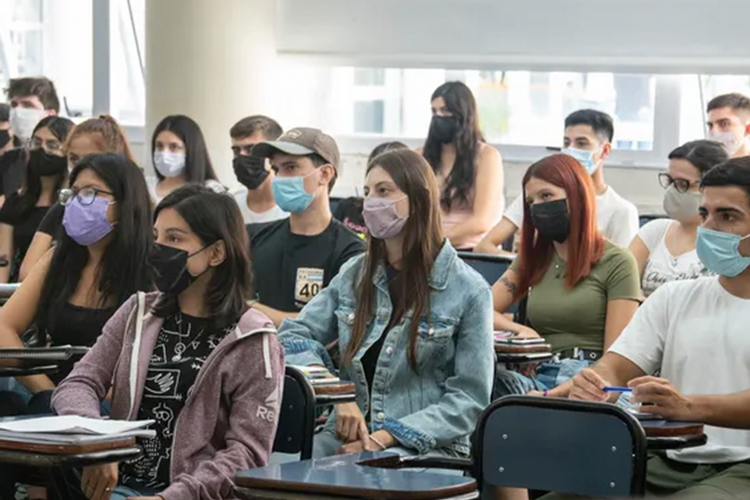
[272,172,317,213]
[562,147,601,175]
[696,226,750,278]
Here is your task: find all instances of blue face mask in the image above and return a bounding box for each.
[272,173,317,213]
[562,147,601,175]
[696,227,750,278]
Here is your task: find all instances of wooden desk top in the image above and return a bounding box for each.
[0,446,141,467]
[313,382,356,396]
[235,452,477,500]
[641,420,704,438]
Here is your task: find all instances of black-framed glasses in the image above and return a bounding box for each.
[658,173,697,193]
[58,187,114,206]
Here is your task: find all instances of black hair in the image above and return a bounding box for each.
[1,116,74,223]
[230,115,283,140]
[564,109,615,143]
[669,140,729,177]
[0,103,9,122]
[701,157,750,200]
[152,185,253,330]
[36,153,154,333]
[422,81,484,210]
[5,77,60,112]
[707,93,750,115]
[152,115,218,183]
[368,141,408,165]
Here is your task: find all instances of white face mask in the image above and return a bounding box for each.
[153,151,186,178]
[708,131,745,157]
[10,107,47,142]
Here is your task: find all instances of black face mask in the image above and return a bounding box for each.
[0,130,10,150]
[530,199,571,243]
[148,243,211,295]
[430,115,459,144]
[29,149,68,177]
[233,155,269,190]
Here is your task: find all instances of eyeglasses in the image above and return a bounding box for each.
[58,187,114,206]
[658,173,698,193]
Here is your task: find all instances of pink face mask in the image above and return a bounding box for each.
[362,196,408,240]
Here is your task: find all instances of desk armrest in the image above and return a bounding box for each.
[357,454,474,472]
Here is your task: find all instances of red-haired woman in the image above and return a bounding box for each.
[492,154,640,398]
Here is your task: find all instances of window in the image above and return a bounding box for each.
[0,0,44,85]
[678,75,750,145]
[110,0,145,125]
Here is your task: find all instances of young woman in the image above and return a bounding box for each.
[0,116,74,282]
[279,148,493,460]
[421,81,505,250]
[492,154,641,398]
[630,140,727,297]
[150,115,224,202]
[52,185,284,500]
[19,115,138,280]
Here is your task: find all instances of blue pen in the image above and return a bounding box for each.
[603,386,632,393]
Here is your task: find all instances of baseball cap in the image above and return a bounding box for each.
[251,127,340,170]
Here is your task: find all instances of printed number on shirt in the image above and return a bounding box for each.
[295,267,324,305]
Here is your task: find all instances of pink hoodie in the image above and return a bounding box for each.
[52,292,285,500]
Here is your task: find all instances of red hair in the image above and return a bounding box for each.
[515,154,604,297]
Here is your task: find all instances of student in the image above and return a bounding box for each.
[0,116,74,282]
[492,154,640,397]
[0,154,153,403]
[52,185,284,499]
[557,157,750,500]
[150,115,224,202]
[422,81,505,250]
[248,127,365,327]
[19,115,137,280]
[630,140,727,297]
[0,103,12,158]
[278,148,493,460]
[1,77,60,198]
[476,109,640,254]
[230,114,288,224]
[706,92,750,158]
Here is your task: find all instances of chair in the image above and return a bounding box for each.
[639,214,666,227]
[0,283,20,306]
[458,252,518,316]
[273,366,316,460]
[329,196,344,217]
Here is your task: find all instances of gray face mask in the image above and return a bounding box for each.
[663,185,701,222]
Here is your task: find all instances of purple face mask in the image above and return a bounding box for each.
[62,196,115,246]
[363,196,408,239]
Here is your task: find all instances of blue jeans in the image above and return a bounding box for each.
[493,358,593,398]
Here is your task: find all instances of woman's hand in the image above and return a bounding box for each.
[335,402,368,444]
[81,463,118,500]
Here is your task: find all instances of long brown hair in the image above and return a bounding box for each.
[515,154,604,297]
[65,115,136,162]
[344,149,444,371]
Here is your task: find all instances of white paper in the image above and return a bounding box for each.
[0,416,154,436]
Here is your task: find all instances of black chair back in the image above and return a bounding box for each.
[639,214,666,227]
[0,283,20,306]
[474,396,647,497]
[458,252,517,315]
[273,366,316,459]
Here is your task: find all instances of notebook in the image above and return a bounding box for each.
[0,415,155,445]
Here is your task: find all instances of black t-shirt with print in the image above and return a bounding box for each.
[247,218,365,312]
[120,313,235,490]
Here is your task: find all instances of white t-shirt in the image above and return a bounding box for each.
[609,277,750,464]
[503,186,639,248]
[234,187,289,224]
[638,219,711,297]
[147,177,227,204]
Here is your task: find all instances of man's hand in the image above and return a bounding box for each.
[81,463,118,500]
[568,368,610,402]
[629,376,696,421]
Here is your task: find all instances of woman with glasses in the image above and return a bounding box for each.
[0,116,74,283]
[629,140,728,298]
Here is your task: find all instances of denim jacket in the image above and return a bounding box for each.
[278,241,493,456]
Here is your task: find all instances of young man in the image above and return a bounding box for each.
[1,77,60,198]
[230,115,289,224]
[475,109,639,254]
[0,104,12,159]
[557,157,750,499]
[248,127,365,327]
[706,92,750,158]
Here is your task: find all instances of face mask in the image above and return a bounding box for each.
[153,151,186,178]
[29,149,67,177]
[708,131,743,157]
[233,155,269,190]
[272,170,319,213]
[562,147,601,175]
[662,185,701,222]
[529,199,571,243]
[430,116,458,144]
[696,227,750,278]
[148,243,212,295]
[0,130,11,149]
[10,107,46,142]
[62,196,115,246]
[363,196,408,239]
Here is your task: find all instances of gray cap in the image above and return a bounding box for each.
[251,127,340,171]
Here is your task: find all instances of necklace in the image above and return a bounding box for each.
[171,313,205,362]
